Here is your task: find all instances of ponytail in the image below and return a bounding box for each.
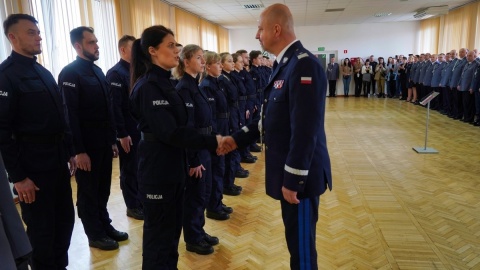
[130,39,150,90]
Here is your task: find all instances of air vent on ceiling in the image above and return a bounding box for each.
[243,3,265,10]
[413,5,449,19]
[325,8,345,12]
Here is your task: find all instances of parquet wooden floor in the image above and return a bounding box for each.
[38,97,480,269]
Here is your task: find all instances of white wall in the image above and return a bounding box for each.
[229,21,419,61]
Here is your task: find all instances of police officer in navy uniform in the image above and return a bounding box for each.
[200,51,233,221]
[439,52,454,115]
[58,26,128,250]
[174,44,220,255]
[220,53,245,195]
[0,14,75,269]
[106,35,144,220]
[129,26,221,269]
[220,4,332,269]
[449,48,468,119]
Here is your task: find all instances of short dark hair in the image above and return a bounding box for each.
[236,49,248,55]
[118,35,135,49]
[3,13,38,37]
[70,26,94,46]
[249,50,262,60]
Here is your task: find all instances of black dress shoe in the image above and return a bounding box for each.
[223,186,241,196]
[89,237,119,250]
[106,229,129,241]
[232,184,243,191]
[127,208,144,220]
[222,203,233,214]
[474,121,480,126]
[186,240,214,255]
[248,154,258,160]
[235,170,249,178]
[250,144,261,152]
[204,233,219,246]
[241,156,256,163]
[206,210,230,220]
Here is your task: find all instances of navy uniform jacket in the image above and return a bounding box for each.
[423,61,435,86]
[250,65,266,108]
[176,73,213,168]
[233,41,332,200]
[449,58,467,88]
[440,60,454,87]
[458,60,478,91]
[240,69,257,113]
[229,71,247,124]
[0,51,74,182]
[106,59,140,142]
[471,64,480,92]
[219,72,241,134]
[200,75,229,136]
[431,61,445,87]
[58,57,116,154]
[129,66,217,199]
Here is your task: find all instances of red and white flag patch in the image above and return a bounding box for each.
[274,80,284,89]
[300,77,312,84]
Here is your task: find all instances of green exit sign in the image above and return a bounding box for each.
[318,47,325,51]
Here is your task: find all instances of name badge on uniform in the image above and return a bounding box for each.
[274,80,284,89]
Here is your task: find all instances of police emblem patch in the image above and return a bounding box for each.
[274,80,284,89]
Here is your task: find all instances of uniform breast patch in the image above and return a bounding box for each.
[274,80,284,89]
[0,90,8,97]
[152,100,169,106]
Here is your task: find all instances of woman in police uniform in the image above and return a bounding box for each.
[129,26,220,270]
[173,45,219,256]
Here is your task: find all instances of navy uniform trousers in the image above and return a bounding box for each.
[75,145,114,239]
[183,150,212,244]
[117,135,141,209]
[208,117,229,213]
[281,197,320,270]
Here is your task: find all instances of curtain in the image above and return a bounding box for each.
[200,19,218,51]
[417,17,439,54]
[217,26,229,53]
[175,7,200,45]
[91,0,118,73]
[0,0,23,60]
[116,0,170,38]
[420,1,480,53]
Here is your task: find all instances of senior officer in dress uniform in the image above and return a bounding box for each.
[58,26,128,251]
[106,35,144,220]
[220,4,332,270]
[0,14,75,269]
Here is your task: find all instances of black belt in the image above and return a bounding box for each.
[238,96,247,101]
[81,121,111,129]
[217,112,230,119]
[197,126,212,135]
[247,94,257,100]
[230,101,239,107]
[14,133,64,144]
[141,132,157,142]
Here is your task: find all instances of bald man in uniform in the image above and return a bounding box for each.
[220,4,332,269]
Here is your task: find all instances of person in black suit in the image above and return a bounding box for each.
[220,4,332,269]
[0,14,74,269]
[59,26,128,250]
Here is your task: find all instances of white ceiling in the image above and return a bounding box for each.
[164,0,475,29]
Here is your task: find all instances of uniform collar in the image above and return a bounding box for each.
[75,56,95,67]
[276,39,298,64]
[11,50,38,65]
[119,58,130,70]
[150,64,172,79]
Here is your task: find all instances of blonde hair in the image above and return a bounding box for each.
[172,44,202,79]
[200,51,221,82]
